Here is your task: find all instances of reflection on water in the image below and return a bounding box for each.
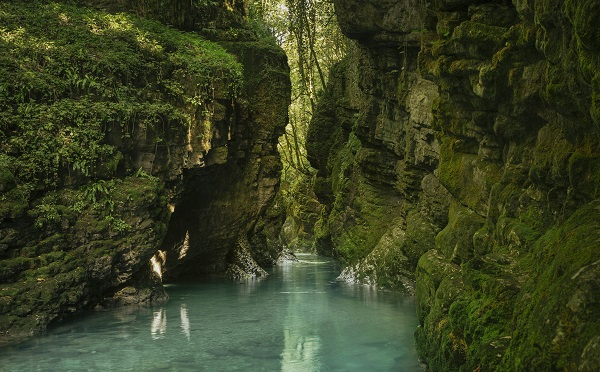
[180,304,190,341]
[282,332,322,372]
[279,258,330,371]
[151,308,167,340]
[0,254,422,371]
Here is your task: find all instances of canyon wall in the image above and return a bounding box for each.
[0,0,289,343]
[309,0,600,369]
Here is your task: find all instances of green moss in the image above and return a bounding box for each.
[0,185,30,220]
[448,291,514,371]
[347,212,440,292]
[415,252,467,371]
[418,250,521,371]
[18,233,66,258]
[529,125,575,187]
[452,21,505,44]
[472,223,494,256]
[591,76,600,125]
[419,1,600,370]
[0,155,16,192]
[495,216,541,252]
[452,21,507,55]
[432,98,474,138]
[0,257,32,282]
[220,40,288,87]
[536,1,600,126]
[334,173,405,265]
[312,214,333,255]
[516,202,547,232]
[568,149,600,199]
[438,138,472,187]
[542,62,576,115]
[565,0,600,50]
[502,200,600,370]
[435,202,485,263]
[438,137,501,213]
[510,22,538,48]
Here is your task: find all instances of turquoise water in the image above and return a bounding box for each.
[0,254,422,371]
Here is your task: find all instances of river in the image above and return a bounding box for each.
[0,254,422,371]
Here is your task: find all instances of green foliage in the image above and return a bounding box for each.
[0,1,243,195]
[0,154,16,192]
[103,215,131,233]
[134,167,151,178]
[83,180,109,205]
[330,133,359,206]
[30,199,61,228]
[250,0,346,249]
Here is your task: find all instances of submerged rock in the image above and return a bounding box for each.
[276,247,299,263]
[225,236,269,281]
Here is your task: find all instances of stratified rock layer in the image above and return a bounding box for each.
[309,0,600,369]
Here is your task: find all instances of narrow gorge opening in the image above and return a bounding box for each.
[145,0,349,283]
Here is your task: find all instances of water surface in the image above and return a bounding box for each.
[0,254,422,371]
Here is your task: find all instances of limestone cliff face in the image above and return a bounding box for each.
[0,0,289,344]
[309,0,600,369]
[308,0,442,293]
[159,39,291,280]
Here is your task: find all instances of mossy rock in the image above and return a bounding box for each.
[591,76,600,125]
[566,0,600,52]
[0,186,30,221]
[452,21,507,56]
[403,211,441,267]
[435,201,485,263]
[0,174,169,339]
[541,61,581,116]
[341,217,422,293]
[568,149,600,199]
[495,216,541,253]
[415,251,467,370]
[306,62,349,174]
[529,125,575,188]
[415,249,461,322]
[502,200,600,370]
[0,157,16,194]
[438,137,501,214]
[0,1,243,189]
[418,249,522,371]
